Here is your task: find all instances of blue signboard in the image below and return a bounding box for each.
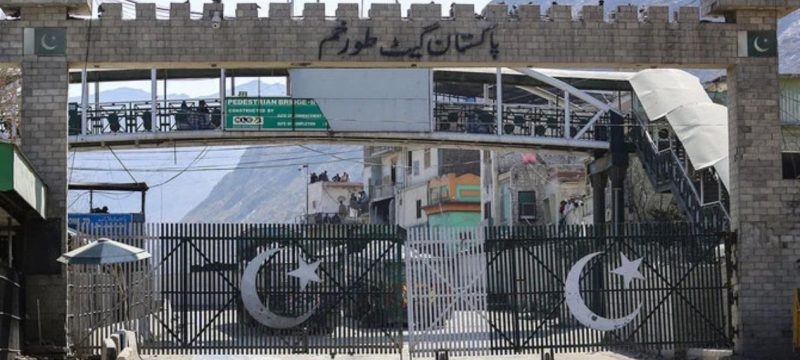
[68,213,134,235]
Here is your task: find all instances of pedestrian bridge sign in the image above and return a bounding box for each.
[225,97,329,131]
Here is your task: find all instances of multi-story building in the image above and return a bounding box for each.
[363,146,480,228]
[481,151,591,227]
[303,179,366,224]
[423,173,481,227]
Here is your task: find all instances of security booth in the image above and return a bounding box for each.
[0,142,47,360]
[67,182,148,235]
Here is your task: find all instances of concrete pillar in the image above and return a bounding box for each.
[608,165,627,226]
[590,172,608,225]
[727,10,800,359]
[20,56,69,355]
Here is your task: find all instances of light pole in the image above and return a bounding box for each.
[299,164,309,222]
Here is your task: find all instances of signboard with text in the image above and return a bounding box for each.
[68,213,135,235]
[225,97,329,131]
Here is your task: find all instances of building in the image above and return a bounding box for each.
[481,151,591,227]
[304,179,366,224]
[423,173,481,227]
[363,146,480,228]
[0,141,48,360]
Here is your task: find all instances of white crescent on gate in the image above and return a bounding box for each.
[564,251,642,331]
[240,247,319,329]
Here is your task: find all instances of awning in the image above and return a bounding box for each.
[0,142,47,219]
[629,69,730,188]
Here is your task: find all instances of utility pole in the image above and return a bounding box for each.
[299,164,309,222]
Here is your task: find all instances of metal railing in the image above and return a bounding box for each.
[369,182,396,201]
[70,98,222,136]
[433,102,610,141]
[630,111,730,230]
[0,266,22,360]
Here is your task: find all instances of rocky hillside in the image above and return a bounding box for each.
[181,145,364,223]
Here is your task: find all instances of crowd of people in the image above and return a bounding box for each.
[310,170,350,184]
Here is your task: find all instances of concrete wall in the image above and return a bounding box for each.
[428,211,481,227]
[0,3,747,67]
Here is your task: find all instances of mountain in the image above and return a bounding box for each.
[67,80,289,222]
[181,145,364,223]
[202,81,286,98]
[68,87,191,103]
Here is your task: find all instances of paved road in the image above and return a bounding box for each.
[143,351,640,360]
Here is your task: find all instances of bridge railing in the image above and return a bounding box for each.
[69,98,222,136]
[433,102,610,141]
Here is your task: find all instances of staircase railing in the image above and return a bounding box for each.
[629,111,730,230]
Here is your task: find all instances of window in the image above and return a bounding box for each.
[484,202,491,220]
[424,149,431,168]
[407,151,413,168]
[416,199,422,219]
[413,160,420,176]
[783,152,800,179]
[519,191,536,220]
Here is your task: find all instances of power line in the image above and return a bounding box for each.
[148,147,209,188]
[108,146,139,183]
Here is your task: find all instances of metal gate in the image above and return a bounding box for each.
[406,223,733,358]
[69,223,405,356]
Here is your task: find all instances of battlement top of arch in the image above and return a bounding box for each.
[0,0,796,23]
[0,0,90,15]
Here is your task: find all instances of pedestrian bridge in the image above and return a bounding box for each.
[67,68,632,152]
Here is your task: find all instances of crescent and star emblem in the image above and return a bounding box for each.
[752,36,770,53]
[240,247,322,329]
[40,34,58,51]
[564,252,645,331]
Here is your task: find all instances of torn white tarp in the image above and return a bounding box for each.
[629,69,729,188]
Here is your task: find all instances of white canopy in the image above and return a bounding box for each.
[58,238,151,265]
[630,69,730,188]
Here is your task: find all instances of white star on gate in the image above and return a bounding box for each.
[611,253,645,289]
[288,258,322,292]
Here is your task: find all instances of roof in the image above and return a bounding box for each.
[69,182,149,192]
[631,69,729,188]
[68,68,289,84]
[435,68,635,91]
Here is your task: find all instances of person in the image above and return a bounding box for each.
[358,190,369,204]
[338,200,348,217]
[176,101,190,130]
[197,100,210,114]
[319,171,329,182]
[0,120,8,140]
[310,172,318,184]
[341,172,350,182]
[332,173,341,182]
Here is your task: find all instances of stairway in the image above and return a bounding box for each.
[629,111,730,230]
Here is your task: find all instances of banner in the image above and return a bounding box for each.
[225,97,329,131]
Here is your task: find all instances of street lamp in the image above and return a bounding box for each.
[299,164,309,222]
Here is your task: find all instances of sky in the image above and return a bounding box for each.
[106,0,493,19]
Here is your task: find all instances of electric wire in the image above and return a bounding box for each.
[148,147,209,188]
[108,146,139,183]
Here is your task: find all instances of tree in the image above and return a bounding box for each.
[0,67,20,139]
